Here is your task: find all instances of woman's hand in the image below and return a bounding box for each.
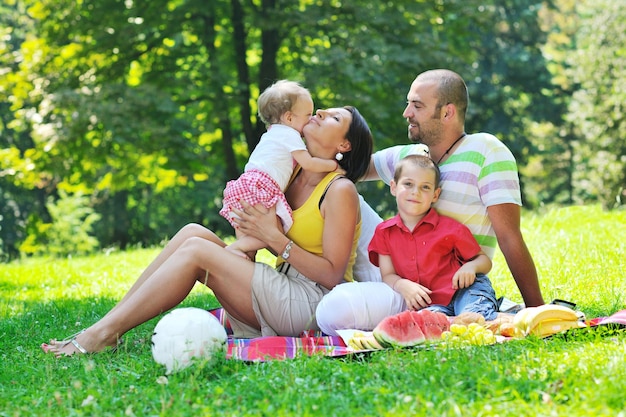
[231,201,282,251]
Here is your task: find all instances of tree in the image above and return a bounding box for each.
[565,0,625,209]
[1,0,574,256]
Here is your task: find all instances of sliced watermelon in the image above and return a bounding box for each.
[373,310,425,348]
[416,309,450,339]
[373,309,451,348]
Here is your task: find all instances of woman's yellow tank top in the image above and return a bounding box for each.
[276,171,360,282]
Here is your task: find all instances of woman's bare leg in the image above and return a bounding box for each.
[43,231,256,356]
[102,224,224,319]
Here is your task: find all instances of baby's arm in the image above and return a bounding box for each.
[291,149,339,173]
[379,254,432,310]
[452,251,492,289]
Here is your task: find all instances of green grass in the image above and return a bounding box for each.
[1,204,625,416]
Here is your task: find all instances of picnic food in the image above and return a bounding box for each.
[372,309,450,348]
[348,332,385,350]
[441,322,497,346]
[498,322,525,338]
[513,304,584,337]
[452,312,486,326]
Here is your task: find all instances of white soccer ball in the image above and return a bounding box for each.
[151,307,228,374]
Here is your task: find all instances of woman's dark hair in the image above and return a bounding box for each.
[339,106,374,182]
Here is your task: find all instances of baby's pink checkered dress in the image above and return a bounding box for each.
[220,169,293,232]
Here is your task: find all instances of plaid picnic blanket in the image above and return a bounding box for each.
[208,307,626,362]
[207,308,351,361]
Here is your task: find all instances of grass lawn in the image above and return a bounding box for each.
[1,204,625,416]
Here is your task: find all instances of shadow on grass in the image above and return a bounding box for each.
[1,293,222,360]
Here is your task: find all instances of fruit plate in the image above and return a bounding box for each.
[336,329,441,352]
[336,329,382,352]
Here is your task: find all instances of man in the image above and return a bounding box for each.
[316,69,544,335]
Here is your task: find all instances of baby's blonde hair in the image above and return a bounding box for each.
[257,80,311,125]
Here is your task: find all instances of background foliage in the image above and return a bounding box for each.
[1,0,624,260]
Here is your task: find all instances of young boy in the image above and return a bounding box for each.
[368,154,499,320]
[220,80,339,258]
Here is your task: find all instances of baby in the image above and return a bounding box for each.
[220,80,338,258]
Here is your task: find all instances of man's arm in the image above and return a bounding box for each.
[361,157,380,181]
[487,203,545,307]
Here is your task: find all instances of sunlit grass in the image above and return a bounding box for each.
[1,205,625,416]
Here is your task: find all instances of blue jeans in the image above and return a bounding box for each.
[426,274,499,321]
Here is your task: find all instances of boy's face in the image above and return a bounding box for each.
[390,165,440,218]
[285,96,314,134]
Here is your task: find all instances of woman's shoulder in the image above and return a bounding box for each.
[321,174,358,204]
[326,174,357,192]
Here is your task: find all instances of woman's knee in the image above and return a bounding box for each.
[179,223,208,238]
[177,224,223,245]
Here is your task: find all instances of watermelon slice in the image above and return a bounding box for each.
[415,309,450,339]
[373,309,451,348]
[373,311,425,348]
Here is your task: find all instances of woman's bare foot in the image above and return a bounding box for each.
[41,328,119,357]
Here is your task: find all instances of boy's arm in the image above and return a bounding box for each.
[379,254,402,290]
[379,254,432,310]
[291,149,338,172]
[452,251,492,289]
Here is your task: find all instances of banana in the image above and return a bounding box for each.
[351,335,385,350]
[363,336,384,350]
[514,304,581,335]
[512,307,534,331]
[348,336,364,350]
[524,304,580,330]
[528,319,586,338]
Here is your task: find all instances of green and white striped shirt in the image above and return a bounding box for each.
[372,132,522,259]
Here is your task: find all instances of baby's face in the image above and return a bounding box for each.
[287,96,314,134]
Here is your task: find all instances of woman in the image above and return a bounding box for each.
[42,106,373,355]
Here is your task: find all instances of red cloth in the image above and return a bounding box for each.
[589,310,626,327]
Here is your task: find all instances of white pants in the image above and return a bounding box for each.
[315,282,405,336]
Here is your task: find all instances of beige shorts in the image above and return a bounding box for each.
[226,262,330,338]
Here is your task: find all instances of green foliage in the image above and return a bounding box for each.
[565,0,626,209]
[19,190,101,257]
[0,0,623,256]
[0,206,625,416]
[526,0,626,209]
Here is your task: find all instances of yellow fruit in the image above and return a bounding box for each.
[468,322,484,333]
[499,322,524,338]
[348,338,362,350]
[514,304,580,335]
[450,324,468,335]
[528,319,586,337]
[512,308,533,331]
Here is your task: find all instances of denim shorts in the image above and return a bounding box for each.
[426,274,499,321]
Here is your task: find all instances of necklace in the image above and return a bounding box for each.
[436,133,466,165]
